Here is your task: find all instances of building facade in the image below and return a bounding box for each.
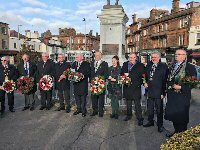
[126,0,200,53]
[0,22,9,51]
[42,28,100,52]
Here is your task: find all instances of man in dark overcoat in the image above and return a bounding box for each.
[165,49,197,137]
[143,51,168,132]
[72,53,90,117]
[54,53,71,113]
[18,53,37,111]
[36,52,55,110]
[0,56,18,116]
[121,52,144,125]
[90,51,108,117]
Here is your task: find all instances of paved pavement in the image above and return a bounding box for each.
[0,90,199,150]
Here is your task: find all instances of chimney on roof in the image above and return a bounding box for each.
[172,0,180,13]
[132,14,137,23]
[150,9,157,20]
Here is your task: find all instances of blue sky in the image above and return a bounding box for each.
[0,0,190,36]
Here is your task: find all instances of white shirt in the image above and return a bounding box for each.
[24,62,30,75]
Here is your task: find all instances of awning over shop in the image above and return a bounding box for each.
[0,50,19,56]
[190,52,200,57]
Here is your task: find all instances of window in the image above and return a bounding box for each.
[14,43,17,49]
[196,33,200,45]
[165,23,168,31]
[179,35,183,46]
[39,45,41,50]
[2,39,7,49]
[143,30,147,36]
[83,39,85,44]
[1,27,6,35]
[78,39,80,44]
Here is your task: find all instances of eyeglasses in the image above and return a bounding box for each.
[1,60,7,62]
[175,54,186,56]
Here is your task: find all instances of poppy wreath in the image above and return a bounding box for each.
[68,70,84,82]
[90,76,106,95]
[118,74,131,86]
[17,76,34,94]
[1,80,16,93]
[39,75,53,91]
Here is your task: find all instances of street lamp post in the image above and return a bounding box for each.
[18,25,22,51]
[83,18,86,50]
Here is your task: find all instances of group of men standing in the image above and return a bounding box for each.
[0,49,197,138]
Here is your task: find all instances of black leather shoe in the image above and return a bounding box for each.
[73,111,81,115]
[30,107,34,111]
[143,122,154,127]
[138,119,143,126]
[66,107,71,113]
[46,107,50,110]
[158,126,164,133]
[9,109,15,112]
[166,132,174,138]
[39,106,46,110]
[90,112,98,116]
[22,106,29,111]
[110,114,115,118]
[123,116,132,121]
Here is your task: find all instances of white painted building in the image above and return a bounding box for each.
[188,25,200,50]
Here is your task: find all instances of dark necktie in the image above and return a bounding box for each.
[96,61,98,68]
[43,62,46,68]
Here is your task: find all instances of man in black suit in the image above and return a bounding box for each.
[36,52,55,110]
[121,53,144,125]
[72,53,90,117]
[18,53,37,111]
[0,56,18,116]
[165,49,197,137]
[90,51,108,117]
[54,53,71,113]
[143,51,168,132]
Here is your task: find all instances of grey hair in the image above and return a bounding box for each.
[176,49,187,55]
[42,52,49,57]
[58,53,65,57]
[1,56,9,61]
[151,51,161,58]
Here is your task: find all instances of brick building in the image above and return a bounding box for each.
[42,28,100,52]
[126,0,200,54]
[0,22,9,51]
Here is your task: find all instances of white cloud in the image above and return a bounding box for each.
[20,0,47,8]
[0,11,28,26]
[124,3,171,25]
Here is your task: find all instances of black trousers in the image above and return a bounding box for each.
[0,90,14,112]
[173,122,187,133]
[126,98,143,120]
[58,89,70,108]
[147,98,163,127]
[40,90,52,108]
[75,94,87,114]
[91,94,105,115]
